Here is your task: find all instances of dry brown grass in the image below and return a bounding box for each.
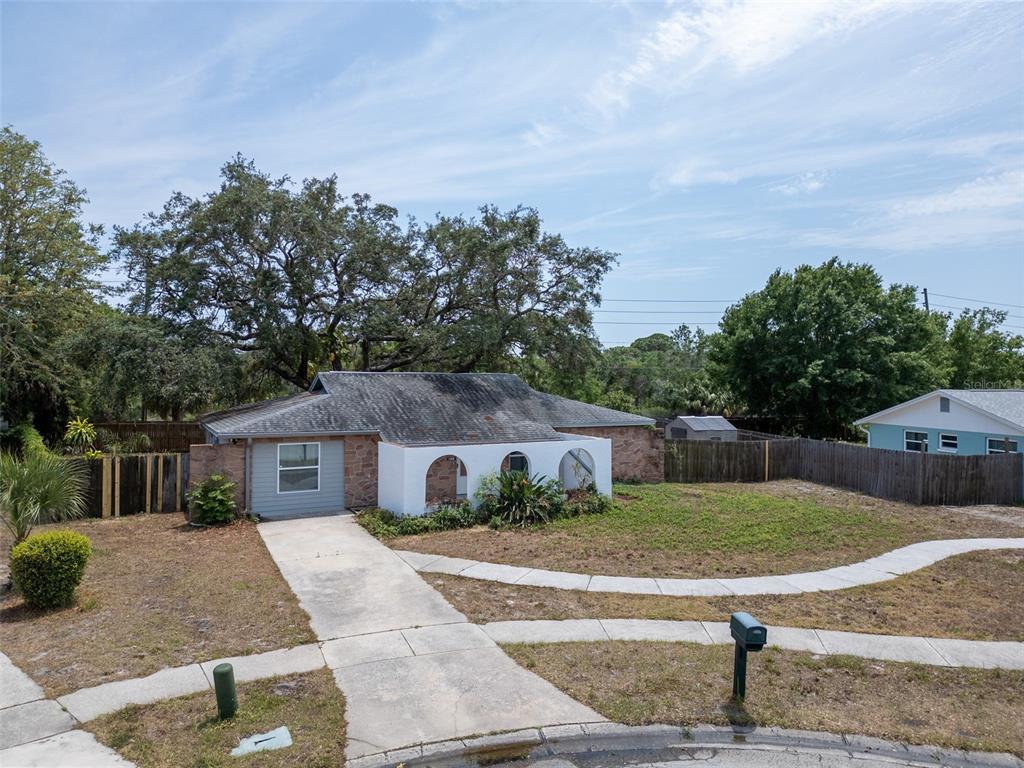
[427,549,1024,640]
[504,641,1024,756]
[0,514,315,696]
[89,669,345,768]
[396,481,1023,579]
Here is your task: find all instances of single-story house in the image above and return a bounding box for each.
[190,372,662,520]
[666,415,737,441]
[854,389,1023,456]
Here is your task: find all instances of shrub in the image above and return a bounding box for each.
[487,471,563,528]
[10,530,92,609]
[355,508,401,538]
[63,417,96,454]
[93,427,118,453]
[10,424,51,459]
[122,433,151,454]
[0,451,87,546]
[561,486,612,518]
[187,474,237,525]
[357,500,490,539]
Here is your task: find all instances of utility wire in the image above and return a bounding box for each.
[929,292,1024,309]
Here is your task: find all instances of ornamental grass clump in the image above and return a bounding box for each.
[0,451,87,546]
[10,530,92,610]
[486,470,564,527]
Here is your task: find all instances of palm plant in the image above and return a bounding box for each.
[63,417,96,454]
[492,471,563,527]
[0,452,87,547]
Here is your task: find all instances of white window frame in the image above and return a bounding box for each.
[507,451,530,473]
[987,437,1019,455]
[277,442,321,494]
[938,433,958,453]
[904,430,928,453]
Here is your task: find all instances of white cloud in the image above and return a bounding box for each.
[771,171,828,196]
[590,0,901,115]
[887,170,1023,217]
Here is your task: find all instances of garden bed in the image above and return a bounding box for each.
[426,549,1024,641]
[396,480,1023,579]
[89,669,345,768]
[0,514,315,696]
[504,641,1024,756]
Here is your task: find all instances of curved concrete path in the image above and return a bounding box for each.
[482,619,1024,669]
[257,516,604,760]
[396,537,1024,596]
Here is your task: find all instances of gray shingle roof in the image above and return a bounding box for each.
[202,372,654,445]
[946,389,1024,431]
[673,415,736,431]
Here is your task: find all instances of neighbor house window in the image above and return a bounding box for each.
[670,427,687,438]
[278,443,319,493]
[939,433,958,452]
[904,431,928,452]
[939,396,950,413]
[987,437,1020,454]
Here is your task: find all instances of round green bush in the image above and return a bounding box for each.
[187,474,237,525]
[11,530,92,610]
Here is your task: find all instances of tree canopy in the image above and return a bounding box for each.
[708,258,949,438]
[114,157,615,390]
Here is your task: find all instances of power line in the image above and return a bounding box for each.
[928,292,1024,310]
[927,302,1024,320]
[600,298,736,304]
[593,310,724,315]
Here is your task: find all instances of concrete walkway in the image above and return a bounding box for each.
[257,515,604,759]
[482,619,1024,669]
[396,537,1024,596]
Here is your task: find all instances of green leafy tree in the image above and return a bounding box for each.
[709,258,947,438]
[0,127,106,435]
[945,308,1024,389]
[114,157,615,390]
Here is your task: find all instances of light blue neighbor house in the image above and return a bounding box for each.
[854,389,1023,456]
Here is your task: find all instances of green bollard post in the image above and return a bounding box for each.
[213,663,237,719]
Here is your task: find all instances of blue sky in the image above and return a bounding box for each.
[4,1,1023,344]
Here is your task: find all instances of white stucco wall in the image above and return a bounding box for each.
[377,436,612,517]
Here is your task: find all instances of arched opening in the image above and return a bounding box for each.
[500,451,530,474]
[425,455,468,507]
[559,448,595,491]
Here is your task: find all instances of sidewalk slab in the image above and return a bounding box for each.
[701,622,733,644]
[459,562,533,583]
[587,575,661,595]
[394,550,444,570]
[655,578,731,597]
[0,729,136,767]
[417,555,477,575]
[200,644,324,683]
[717,575,804,595]
[322,631,414,669]
[515,569,592,590]
[927,638,1024,670]
[401,623,495,655]
[815,630,949,665]
[0,651,44,710]
[484,620,609,644]
[0,699,77,750]
[775,572,861,593]
[58,664,209,722]
[600,619,712,644]
[334,647,603,758]
[767,627,828,655]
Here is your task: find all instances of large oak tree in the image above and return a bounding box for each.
[114,157,615,390]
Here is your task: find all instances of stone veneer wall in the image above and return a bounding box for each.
[188,442,246,508]
[555,425,664,483]
[344,434,379,508]
[424,455,460,503]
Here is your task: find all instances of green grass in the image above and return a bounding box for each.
[550,482,902,557]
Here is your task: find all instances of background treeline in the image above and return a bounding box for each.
[3,127,1022,443]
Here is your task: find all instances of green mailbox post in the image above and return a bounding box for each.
[729,612,767,701]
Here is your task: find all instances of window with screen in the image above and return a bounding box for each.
[278,443,320,493]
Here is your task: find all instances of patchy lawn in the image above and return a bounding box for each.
[396,481,1023,578]
[505,641,1024,756]
[0,514,314,696]
[90,669,345,768]
[426,549,1024,641]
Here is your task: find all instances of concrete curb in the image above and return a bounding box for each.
[396,537,1024,596]
[345,722,1024,768]
[482,620,1024,670]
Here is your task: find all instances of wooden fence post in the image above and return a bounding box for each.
[764,440,769,482]
[144,455,153,514]
[113,457,121,518]
[101,457,112,518]
[175,454,183,513]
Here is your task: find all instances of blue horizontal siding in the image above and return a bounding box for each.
[867,424,1022,455]
[251,440,345,518]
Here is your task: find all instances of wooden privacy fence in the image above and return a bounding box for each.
[664,438,1023,506]
[93,422,205,453]
[75,453,190,518]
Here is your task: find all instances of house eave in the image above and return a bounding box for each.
[854,389,1024,433]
